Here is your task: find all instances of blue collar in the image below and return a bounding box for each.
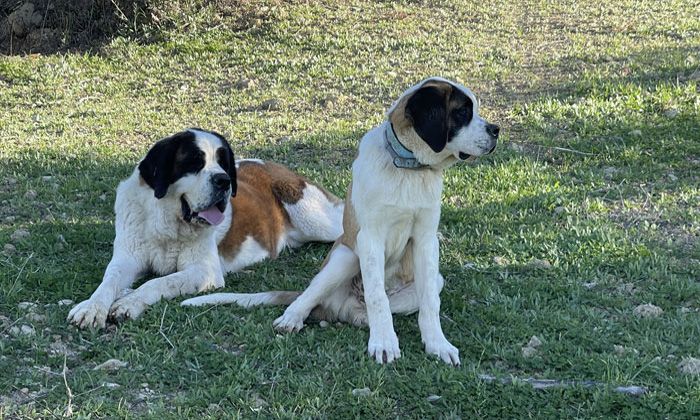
[384,123,428,170]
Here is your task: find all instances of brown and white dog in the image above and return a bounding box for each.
[68,128,344,329]
[182,78,499,365]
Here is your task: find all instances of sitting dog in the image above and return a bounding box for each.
[182,78,499,365]
[68,128,344,329]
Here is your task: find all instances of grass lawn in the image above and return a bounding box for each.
[1,0,699,417]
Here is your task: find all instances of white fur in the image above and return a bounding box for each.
[219,236,270,273]
[67,130,342,329]
[273,78,497,365]
[285,184,344,246]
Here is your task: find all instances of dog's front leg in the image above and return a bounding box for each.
[109,262,223,322]
[413,215,460,366]
[67,254,142,329]
[357,230,399,364]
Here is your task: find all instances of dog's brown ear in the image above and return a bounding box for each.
[405,84,449,153]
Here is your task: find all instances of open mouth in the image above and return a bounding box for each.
[181,195,227,226]
[458,152,471,160]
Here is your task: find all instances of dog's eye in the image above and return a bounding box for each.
[454,108,470,121]
[216,147,229,170]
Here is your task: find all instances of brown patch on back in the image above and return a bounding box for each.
[218,162,289,259]
[218,161,343,260]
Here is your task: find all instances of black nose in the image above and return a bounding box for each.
[486,124,500,138]
[212,173,231,190]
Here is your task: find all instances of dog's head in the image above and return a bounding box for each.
[388,77,499,167]
[138,128,236,226]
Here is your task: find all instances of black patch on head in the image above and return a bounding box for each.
[138,131,204,199]
[210,131,238,197]
[405,86,449,153]
[447,89,473,140]
[405,84,476,153]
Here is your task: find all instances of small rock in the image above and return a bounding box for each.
[103,382,121,389]
[678,357,700,375]
[26,313,45,322]
[618,283,638,294]
[493,256,509,266]
[14,325,36,336]
[633,303,664,318]
[663,109,679,118]
[319,320,329,328]
[24,190,37,200]
[18,302,37,311]
[528,259,552,269]
[11,229,30,242]
[94,358,128,371]
[140,383,149,388]
[603,166,619,178]
[521,346,538,358]
[582,282,597,289]
[681,307,693,313]
[20,387,29,394]
[613,345,626,356]
[234,77,256,90]
[351,387,371,397]
[3,243,16,254]
[628,129,642,137]
[57,299,74,306]
[527,336,543,348]
[5,216,16,223]
[259,99,279,111]
[99,193,107,201]
[426,394,442,403]
[41,176,53,182]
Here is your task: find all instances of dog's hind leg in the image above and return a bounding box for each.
[279,181,344,244]
[388,282,419,315]
[273,243,359,332]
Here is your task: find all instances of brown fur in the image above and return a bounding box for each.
[218,161,312,259]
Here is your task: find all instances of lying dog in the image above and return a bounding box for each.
[68,128,344,329]
[182,78,499,365]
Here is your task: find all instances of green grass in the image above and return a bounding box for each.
[1,0,699,417]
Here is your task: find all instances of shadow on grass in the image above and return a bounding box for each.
[0,0,275,55]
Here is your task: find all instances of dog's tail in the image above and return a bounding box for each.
[181,291,300,308]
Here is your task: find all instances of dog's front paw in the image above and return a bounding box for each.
[367,330,400,364]
[109,295,147,323]
[67,299,109,329]
[273,311,305,333]
[425,338,460,366]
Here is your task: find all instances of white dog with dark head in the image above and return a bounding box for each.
[68,128,343,329]
[183,78,499,365]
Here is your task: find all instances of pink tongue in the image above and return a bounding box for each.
[198,206,225,226]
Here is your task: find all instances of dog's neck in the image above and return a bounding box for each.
[384,123,429,170]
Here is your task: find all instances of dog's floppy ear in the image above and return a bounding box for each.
[405,85,449,153]
[212,131,238,197]
[138,132,189,199]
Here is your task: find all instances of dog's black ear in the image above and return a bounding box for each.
[138,132,189,199]
[212,131,238,197]
[405,85,449,153]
